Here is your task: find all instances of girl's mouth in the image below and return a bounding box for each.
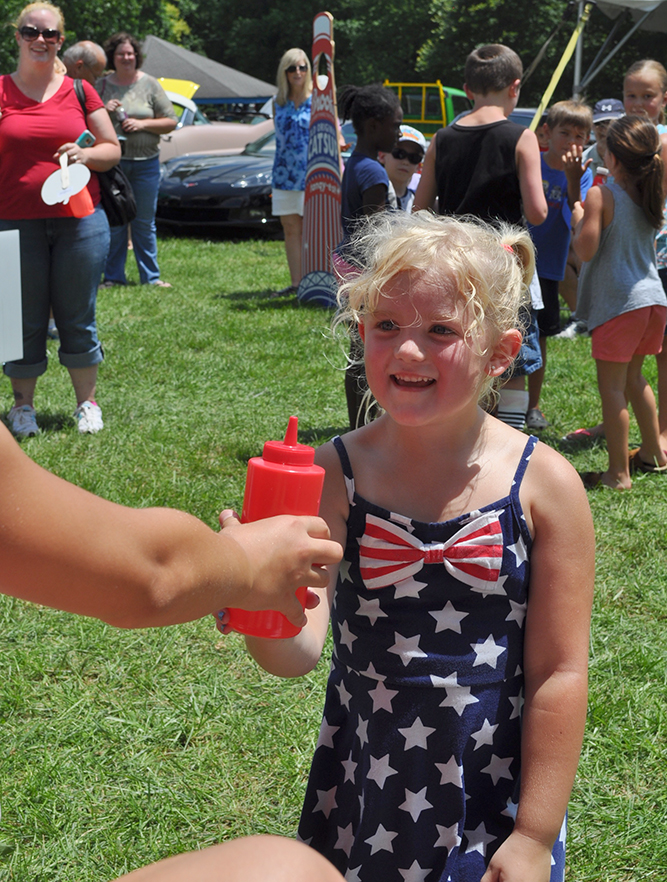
[392,374,435,388]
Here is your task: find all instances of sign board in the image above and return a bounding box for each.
[0,230,23,363]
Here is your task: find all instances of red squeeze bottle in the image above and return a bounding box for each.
[225,416,325,639]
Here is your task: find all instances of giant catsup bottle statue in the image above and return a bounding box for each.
[225,416,326,638]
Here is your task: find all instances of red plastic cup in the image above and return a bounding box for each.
[67,185,94,218]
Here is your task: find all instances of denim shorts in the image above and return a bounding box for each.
[0,206,109,378]
[506,306,543,378]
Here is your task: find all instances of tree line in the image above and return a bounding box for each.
[2,0,667,110]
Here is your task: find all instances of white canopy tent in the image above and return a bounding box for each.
[577,0,667,91]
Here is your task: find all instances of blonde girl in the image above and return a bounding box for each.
[271,48,313,294]
[241,212,594,882]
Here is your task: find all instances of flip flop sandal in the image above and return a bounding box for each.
[563,426,605,443]
[628,449,667,474]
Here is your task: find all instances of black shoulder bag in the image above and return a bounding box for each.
[74,78,137,227]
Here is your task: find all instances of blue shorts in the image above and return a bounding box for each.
[506,306,542,378]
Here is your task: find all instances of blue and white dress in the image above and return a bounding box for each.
[298,434,566,881]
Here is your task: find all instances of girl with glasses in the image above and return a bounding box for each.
[271,48,313,296]
[0,2,120,437]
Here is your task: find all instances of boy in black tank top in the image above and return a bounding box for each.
[414,43,547,430]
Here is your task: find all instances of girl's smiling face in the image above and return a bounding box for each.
[623,71,667,123]
[359,272,515,428]
[16,8,64,64]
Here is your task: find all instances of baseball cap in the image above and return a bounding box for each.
[592,99,625,124]
[398,124,426,151]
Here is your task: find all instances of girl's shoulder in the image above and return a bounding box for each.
[519,438,590,537]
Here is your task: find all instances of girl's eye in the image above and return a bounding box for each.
[431,324,455,336]
[377,319,397,331]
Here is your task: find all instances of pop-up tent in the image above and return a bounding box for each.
[580,0,667,90]
[141,35,276,105]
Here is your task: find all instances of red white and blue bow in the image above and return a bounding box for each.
[359,511,504,592]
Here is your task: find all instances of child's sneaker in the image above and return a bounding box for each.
[8,404,40,437]
[74,400,103,434]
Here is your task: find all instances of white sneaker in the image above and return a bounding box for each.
[74,400,103,434]
[8,405,40,437]
[555,319,587,340]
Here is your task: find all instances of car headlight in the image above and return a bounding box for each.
[229,172,272,188]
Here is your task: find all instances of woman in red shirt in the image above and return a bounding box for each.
[0,2,119,437]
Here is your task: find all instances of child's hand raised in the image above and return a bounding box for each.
[562,144,592,182]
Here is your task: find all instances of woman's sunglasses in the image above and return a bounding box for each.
[19,25,61,42]
[391,148,424,165]
[286,64,308,74]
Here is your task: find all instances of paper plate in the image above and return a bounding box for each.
[41,155,91,206]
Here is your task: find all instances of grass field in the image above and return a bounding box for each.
[1,229,666,881]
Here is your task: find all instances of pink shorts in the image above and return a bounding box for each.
[591,305,667,362]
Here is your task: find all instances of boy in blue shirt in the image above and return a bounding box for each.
[527,99,593,429]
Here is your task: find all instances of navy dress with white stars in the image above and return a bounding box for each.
[297,434,566,882]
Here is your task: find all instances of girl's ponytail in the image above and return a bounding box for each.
[336,83,401,134]
[607,115,665,229]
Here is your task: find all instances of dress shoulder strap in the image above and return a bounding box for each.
[511,434,538,496]
[332,435,354,481]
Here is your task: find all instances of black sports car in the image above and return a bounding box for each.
[156,130,278,229]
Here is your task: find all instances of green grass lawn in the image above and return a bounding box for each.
[1,229,666,881]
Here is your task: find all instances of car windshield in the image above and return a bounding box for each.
[243,131,276,157]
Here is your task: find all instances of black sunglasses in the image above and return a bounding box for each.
[286,64,308,74]
[19,25,61,42]
[391,147,423,165]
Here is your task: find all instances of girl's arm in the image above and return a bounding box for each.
[360,182,389,216]
[482,443,594,882]
[515,127,548,226]
[571,184,613,262]
[0,422,340,629]
[412,136,437,211]
[244,441,349,678]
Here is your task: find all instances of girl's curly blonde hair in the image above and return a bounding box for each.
[336,210,535,407]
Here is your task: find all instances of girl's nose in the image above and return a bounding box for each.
[395,334,425,360]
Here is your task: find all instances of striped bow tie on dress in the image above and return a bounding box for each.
[359,510,504,592]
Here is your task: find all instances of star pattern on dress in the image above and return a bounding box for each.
[342,751,357,783]
[506,598,527,626]
[507,535,528,567]
[339,557,354,584]
[471,718,498,750]
[435,755,464,788]
[434,822,462,854]
[369,679,399,713]
[316,718,339,749]
[398,859,432,881]
[398,716,436,750]
[399,786,433,822]
[356,715,368,746]
[394,576,429,599]
[432,672,480,716]
[471,634,506,669]
[481,754,514,785]
[367,753,398,789]
[463,820,497,856]
[429,600,469,634]
[336,680,353,710]
[339,619,358,652]
[365,823,398,855]
[313,786,338,818]
[356,596,388,625]
[298,435,551,882]
[388,631,428,667]
[335,822,355,856]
